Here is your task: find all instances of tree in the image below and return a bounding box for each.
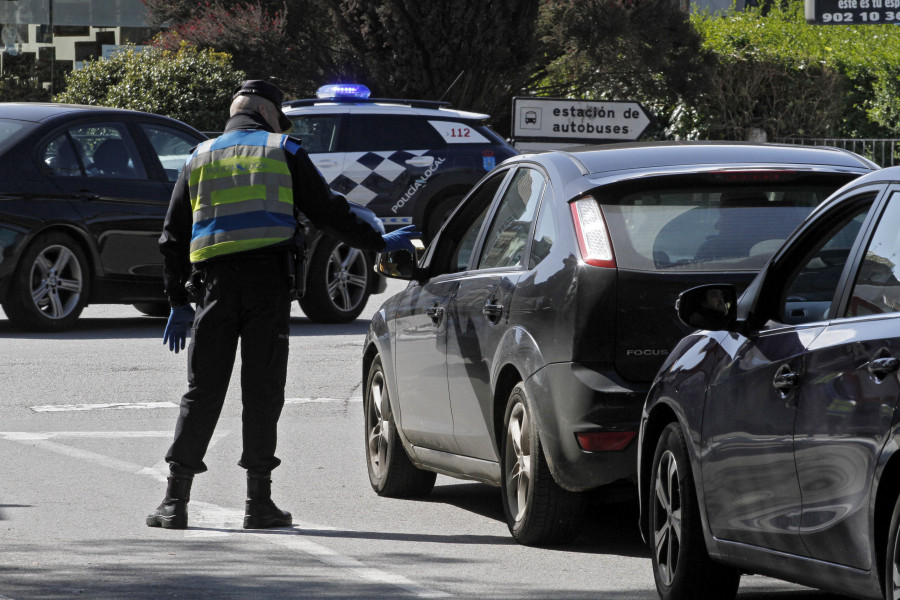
[146,0,337,99]
[538,0,715,138]
[143,0,551,134]
[54,44,244,132]
[0,52,51,102]
[324,0,550,127]
[690,0,900,139]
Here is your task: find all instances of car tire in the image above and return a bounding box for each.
[500,383,585,546]
[650,423,740,600]
[886,493,900,599]
[3,232,89,332]
[299,235,372,323]
[133,302,170,317]
[364,355,437,497]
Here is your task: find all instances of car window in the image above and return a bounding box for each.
[846,192,900,317]
[428,170,506,274]
[0,118,32,154]
[51,123,146,180]
[478,168,546,270]
[44,133,88,177]
[529,194,556,268]
[287,115,339,153]
[779,198,873,325]
[597,177,848,272]
[343,114,445,152]
[453,204,490,271]
[139,124,199,182]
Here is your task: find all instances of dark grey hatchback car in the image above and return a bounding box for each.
[639,165,900,600]
[362,141,877,546]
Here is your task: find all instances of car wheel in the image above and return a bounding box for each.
[133,302,170,317]
[364,355,436,497]
[650,423,740,600]
[886,493,900,599]
[299,235,371,323]
[3,232,89,332]
[500,383,585,546]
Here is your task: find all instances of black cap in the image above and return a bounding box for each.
[233,79,291,132]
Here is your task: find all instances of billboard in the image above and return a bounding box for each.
[805,0,898,23]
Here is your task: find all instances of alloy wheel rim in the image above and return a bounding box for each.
[29,245,83,319]
[366,370,390,477]
[653,449,682,587]
[504,402,532,523]
[326,244,367,312]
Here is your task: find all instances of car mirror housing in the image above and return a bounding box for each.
[376,247,426,281]
[676,284,738,331]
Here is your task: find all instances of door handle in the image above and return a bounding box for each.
[868,356,899,377]
[482,298,503,322]
[405,156,434,168]
[314,160,339,169]
[426,304,444,325]
[773,364,800,395]
[74,191,100,200]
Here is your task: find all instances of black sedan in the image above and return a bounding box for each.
[638,165,900,599]
[362,141,878,546]
[0,103,384,331]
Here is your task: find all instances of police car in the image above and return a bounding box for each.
[282,84,518,240]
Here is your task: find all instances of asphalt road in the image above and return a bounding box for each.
[0,280,848,599]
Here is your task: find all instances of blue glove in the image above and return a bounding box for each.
[382,225,422,254]
[163,305,195,354]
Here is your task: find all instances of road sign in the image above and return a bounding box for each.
[805,0,900,24]
[512,97,653,144]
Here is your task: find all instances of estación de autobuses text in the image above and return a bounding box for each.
[549,105,643,135]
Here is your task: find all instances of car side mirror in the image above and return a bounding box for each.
[676,284,737,331]
[376,243,426,281]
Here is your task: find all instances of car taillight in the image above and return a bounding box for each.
[576,431,635,452]
[570,197,615,268]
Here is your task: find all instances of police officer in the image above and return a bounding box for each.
[147,80,420,530]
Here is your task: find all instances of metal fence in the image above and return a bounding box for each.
[778,137,900,168]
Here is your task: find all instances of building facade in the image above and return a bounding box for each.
[0,0,154,96]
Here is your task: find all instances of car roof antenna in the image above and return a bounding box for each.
[438,71,465,103]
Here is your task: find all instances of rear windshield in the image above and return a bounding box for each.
[0,118,33,154]
[596,175,854,272]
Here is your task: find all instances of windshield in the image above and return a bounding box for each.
[0,118,33,154]
[597,176,852,272]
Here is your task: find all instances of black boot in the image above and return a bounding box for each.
[146,472,193,529]
[243,473,292,529]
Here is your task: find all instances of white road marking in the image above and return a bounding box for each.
[187,502,452,598]
[30,398,362,412]
[285,397,363,404]
[0,431,175,440]
[31,401,179,412]
[0,431,227,481]
[1,429,450,598]
[6,438,150,473]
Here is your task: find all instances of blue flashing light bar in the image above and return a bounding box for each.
[316,83,372,99]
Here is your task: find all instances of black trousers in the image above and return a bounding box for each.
[166,254,291,476]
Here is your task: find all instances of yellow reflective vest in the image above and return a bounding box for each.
[187,129,295,263]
